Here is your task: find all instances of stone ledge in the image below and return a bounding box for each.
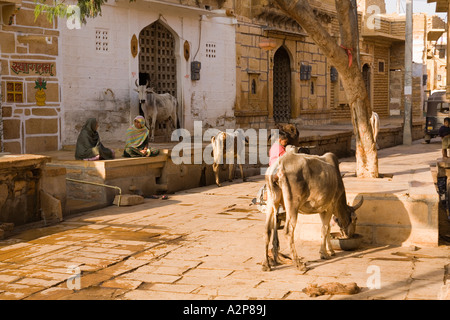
[295,165,439,247]
[0,154,50,171]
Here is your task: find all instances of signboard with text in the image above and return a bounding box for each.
[10,61,56,77]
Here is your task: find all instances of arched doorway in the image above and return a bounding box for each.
[138,20,178,134]
[139,21,177,97]
[273,47,291,123]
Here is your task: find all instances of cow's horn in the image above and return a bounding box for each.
[351,196,364,210]
[135,79,139,87]
[146,79,150,87]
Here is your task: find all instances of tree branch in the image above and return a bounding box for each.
[335,0,360,68]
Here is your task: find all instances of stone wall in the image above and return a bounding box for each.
[0,154,50,225]
[235,22,269,129]
[372,41,390,117]
[59,1,237,146]
[235,0,332,128]
[389,42,404,116]
[0,1,61,154]
[298,131,353,158]
[234,1,412,126]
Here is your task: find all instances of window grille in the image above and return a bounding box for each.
[95,29,109,52]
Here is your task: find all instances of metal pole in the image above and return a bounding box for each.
[397,0,401,14]
[403,0,413,145]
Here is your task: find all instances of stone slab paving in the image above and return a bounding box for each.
[0,141,449,300]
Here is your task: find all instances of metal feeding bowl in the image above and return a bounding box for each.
[330,233,363,251]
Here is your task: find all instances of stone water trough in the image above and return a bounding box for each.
[294,157,440,247]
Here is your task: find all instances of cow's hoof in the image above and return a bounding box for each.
[270,255,280,266]
[296,261,308,272]
[262,263,271,272]
[320,253,332,260]
[216,183,222,187]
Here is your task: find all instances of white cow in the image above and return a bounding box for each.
[370,111,380,149]
[211,130,247,187]
[134,80,177,141]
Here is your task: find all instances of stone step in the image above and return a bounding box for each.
[65,198,108,216]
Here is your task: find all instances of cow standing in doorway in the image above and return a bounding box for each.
[134,80,178,141]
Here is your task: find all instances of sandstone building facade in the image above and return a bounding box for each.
[0,0,440,154]
[1,0,61,154]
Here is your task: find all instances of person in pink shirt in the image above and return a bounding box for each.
[269,131,289,167]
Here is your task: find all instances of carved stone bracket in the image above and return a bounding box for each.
[252,3,332,37]
[253,5,305,36]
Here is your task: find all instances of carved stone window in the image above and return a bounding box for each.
[95,29,109,52]
[206,42,216,58]
[378,60,385,73]
[251,79,257,95]
[6,81,23,103]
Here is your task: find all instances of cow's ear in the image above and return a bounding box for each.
[133,89,138,92]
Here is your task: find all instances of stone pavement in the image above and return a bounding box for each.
[0,139,449,300]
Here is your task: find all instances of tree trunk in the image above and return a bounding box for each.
[273,0,378,178]
[0,63,3,153]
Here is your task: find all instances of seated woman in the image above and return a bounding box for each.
[123,116,159,157]
[75,118,115,161]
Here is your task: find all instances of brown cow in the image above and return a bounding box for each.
[262,149,363,271]
[211,130,247,187]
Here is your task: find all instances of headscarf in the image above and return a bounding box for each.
[125,116,149,149]
[75,118,100,160]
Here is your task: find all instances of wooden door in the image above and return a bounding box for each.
[273,47,291,123]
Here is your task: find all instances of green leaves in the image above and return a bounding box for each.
[34,1,71,23]
[33,0,136,25]
[34,78,47,90]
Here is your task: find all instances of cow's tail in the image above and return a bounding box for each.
[173,96,179,129]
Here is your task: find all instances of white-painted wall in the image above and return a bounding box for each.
[60,1,236,146]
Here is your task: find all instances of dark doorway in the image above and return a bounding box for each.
[273,47,292,123]
[139,21,177,97]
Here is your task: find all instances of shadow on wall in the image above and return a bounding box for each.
[353,191,437,247]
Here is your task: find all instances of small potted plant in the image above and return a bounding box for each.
[35,77,47,106]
